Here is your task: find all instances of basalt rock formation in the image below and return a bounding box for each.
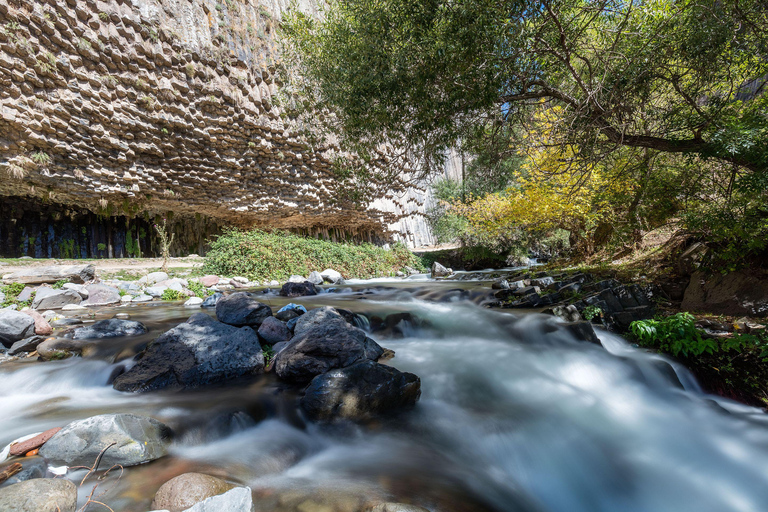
[0,0,434,257]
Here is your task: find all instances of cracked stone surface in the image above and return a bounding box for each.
[0,0,435,247]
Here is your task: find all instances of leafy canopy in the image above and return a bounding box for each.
[283,0,768,173]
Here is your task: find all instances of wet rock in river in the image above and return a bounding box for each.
[184,297,203,307]
[370,504,431,512]
[50,317,83,327]
[0,310,36,347]
[307,271,324,285]
[31,288,82,310]
[320,268,344,284]
[200,292,223,308]
[21,310,52,336]
[274,303,306,322]
[274,313,384,384]
[182,486,253,512]
[37,338,93,360]
[9,427,62,456]
[257,316,291,345]
[0,478,77,512]
[8,335,46,355]
[82,284,121,306]
[151,472,235,512]
[0,457,47,485]
[39,413,171,467]
[562,321,601,345]
[216,292,272,327]
[70,319,148,339]
[112,313,264,392]
[431,261,452,277]
[292,306,344,337]
[279,281,319,298]
[301,360,421,421]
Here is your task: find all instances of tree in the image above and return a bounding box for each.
[282,0,768,174]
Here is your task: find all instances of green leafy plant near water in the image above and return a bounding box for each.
[161,289,184,301]
[630,313,717,357]
[1,282,34,308]
[187,281,206,299]
[203,229,425,281]
[630,313,768,405]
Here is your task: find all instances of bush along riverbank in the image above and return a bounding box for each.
[203,229,426,281]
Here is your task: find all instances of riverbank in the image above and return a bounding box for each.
[3,264,768,511]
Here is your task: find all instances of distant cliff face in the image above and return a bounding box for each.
[0,0,434,248]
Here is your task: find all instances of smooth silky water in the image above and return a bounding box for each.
[2,277,768,511]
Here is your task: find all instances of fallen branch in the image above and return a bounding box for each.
[69,443,124,512]
[0,462,23,485]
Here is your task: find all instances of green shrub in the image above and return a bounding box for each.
[630,312,717,357]
[161,289,184,301]
[582,305,602,322]
[203,229,425,281]
[1,282,33,308]
[188,281,206,298]
[52,280,68,289]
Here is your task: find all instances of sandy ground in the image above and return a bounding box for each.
[0,257,204,277]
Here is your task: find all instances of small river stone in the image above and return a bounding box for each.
[39,413,172,467]
[0,478,77,512]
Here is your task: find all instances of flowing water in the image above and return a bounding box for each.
[2,277,768,511]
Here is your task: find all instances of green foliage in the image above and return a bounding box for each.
[30,151,51,166]
[582,305,602,322]
[630,313,717,357]
[263,345,275,366]
[52,280,68,289]
[188,281,206,298]
[59,238,76,259]
[1,283,32,308]
[161,289,184,301]
[97,243,106,251]
[203,229,425,280]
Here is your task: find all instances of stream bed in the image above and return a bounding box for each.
[2,276,768,512]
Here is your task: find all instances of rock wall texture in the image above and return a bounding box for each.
[0,0,435,250]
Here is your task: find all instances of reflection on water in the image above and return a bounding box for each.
[2,281,768,511]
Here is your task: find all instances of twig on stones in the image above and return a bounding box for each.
[0,462,23,484]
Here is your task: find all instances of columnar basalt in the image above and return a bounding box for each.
[0,0,435,253]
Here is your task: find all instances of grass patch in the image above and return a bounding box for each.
[203,229,425,281]
[1,282,33,308]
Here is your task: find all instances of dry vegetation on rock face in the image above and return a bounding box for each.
[0,0,434,246]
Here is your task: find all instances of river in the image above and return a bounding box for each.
[2,276,768,511]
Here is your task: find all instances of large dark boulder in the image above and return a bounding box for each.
[215,292,272,327]
[682,270,768,317]
[0,310,36,347]
[293,306,345,337]
[257,316,291,345]
[301,361,421,421]
[279,281,318,298]
[39,413,172,467]
[274,316,384,384]
[112,313,264,392]
[71,319,148,339]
